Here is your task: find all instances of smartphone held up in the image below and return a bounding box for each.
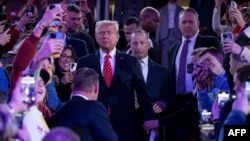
[70,63,77,72]
[218,91,230,108]
[20,74,36,106]
[48,31,65,58]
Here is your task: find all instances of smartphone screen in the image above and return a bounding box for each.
[231,1,237,8]
[221,32,234,43]
[21,75,36,105]
[49,32,64,40]
[245,80,250,91]
[218,91,230,108]
[70,63,77,72]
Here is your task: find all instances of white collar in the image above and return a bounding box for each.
[181,32,199,43]
[72,94,89,100]
[140,56,149,65]
[99,48,116,59]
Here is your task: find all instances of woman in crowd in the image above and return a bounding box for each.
[54,46,77,102]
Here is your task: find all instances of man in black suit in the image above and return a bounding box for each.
[66,36,89,59]
[76,20,154,141]
[58,23,89,59]
[48,67,118,141]
[130,29,168,141]
[144,8,222,141]
[66,4,96,54]
[139,7,162,64]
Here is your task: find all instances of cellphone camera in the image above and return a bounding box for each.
[49,4,62,27]
[49,32,64,40]
[218,91,230,108]
[201,110,212,124]
[221,32,234,42]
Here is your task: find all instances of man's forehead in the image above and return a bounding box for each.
[199,53,211,62]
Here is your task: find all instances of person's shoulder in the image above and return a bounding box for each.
[198,35,219,41]
[149,59,167,71]
[78,52,96,61]
[68,36,87,44]
[169,40,181,50]
[89,101,106,111]
[117,52,137,62]
[78,31,93,39]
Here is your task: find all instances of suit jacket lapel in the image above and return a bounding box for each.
[94,52,106,87]
[194,35,202,49]
[170,41,182,73]
[113,51,122,82]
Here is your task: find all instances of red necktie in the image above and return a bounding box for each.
[103,54,112,87]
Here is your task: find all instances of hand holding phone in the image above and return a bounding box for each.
[221,32,234,43]
[48,32,64,40]
[70,63,77,72]
[20,74,36,106]
[218,91,230,108]
[230,1,238,23]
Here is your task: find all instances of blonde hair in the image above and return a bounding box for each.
[0,104,17,141]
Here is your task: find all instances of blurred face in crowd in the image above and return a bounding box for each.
[140,11,160,33]
[233,73,244,93]
[124,23,138,42]
[241,7,250,24]
[58,48,74,72]
[35,77,46,104]
[42,58,53,79]
[229,54,242,76]
[95,24,119,53]
[199,52,223,75]
[130,31,150,60]
[179,11,200,39]
[67,11,82,33]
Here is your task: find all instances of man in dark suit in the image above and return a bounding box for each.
[66,36,89,59]
[48,67,118,141]
[66,4,96,53]
[166,8,222,141]
[130,29,168,141]
[58,22,89,59]
[76,20,154,141]
[144,8,222,141]
[139,7,162,64]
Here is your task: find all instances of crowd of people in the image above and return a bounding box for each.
[0,0,249,141]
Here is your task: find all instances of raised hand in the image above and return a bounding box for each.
[39,36,64,58]
[38,6,63,28]
[0,28,11,46]
[80,0,91,13]
[229,6,245,27]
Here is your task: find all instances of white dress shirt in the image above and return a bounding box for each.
[100,48,116,76]
[175,33,199,93]
[140,56,149,83]
[72,94,89,100]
